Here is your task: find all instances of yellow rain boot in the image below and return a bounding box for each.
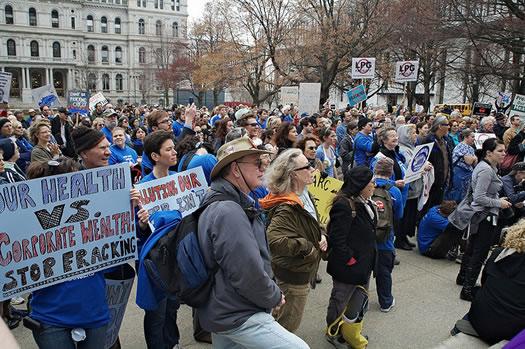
[340,321,368,349]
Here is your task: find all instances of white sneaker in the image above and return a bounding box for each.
[380,297,395,313]
[10,296,25,305]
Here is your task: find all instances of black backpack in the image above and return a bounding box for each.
[371,183,394,243]
[143,194,228,308]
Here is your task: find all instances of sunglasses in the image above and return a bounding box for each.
[237,158,264,170]
[294,164,312,171]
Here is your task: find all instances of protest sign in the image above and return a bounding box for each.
[89,92,108,111]
[0,164,135,301]
[472,102,492,117]
[351,58,376,79]
[104,264,135,349]
[68,90,90,115]
[298,83,321,116]
[404,143,434,183]
[31,84,60,108]
[474,133,497,149]
[135,167,208,224]
[280,86,299,106]
[496,92,513,109]
[395,61,419,82]
[346,85,367,107]
[307,172,343,226]
[0,72,12,103]
[510,94,525,119]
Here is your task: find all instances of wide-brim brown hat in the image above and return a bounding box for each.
[210,137,271,179]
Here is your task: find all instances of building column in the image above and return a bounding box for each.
[50,68,54,87]
[25,68,30,88]
[45,68,49,85]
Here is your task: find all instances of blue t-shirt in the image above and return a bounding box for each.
[375,178,404,251]
[101,126,113,143]
[109,144,138,165]
[316,145,336,178]
[140,170,176,184]
[30,272,110,328]
[417,206,449,254]
[172,120,185,137]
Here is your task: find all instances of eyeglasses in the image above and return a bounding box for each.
[294,164,313,171]
[441,123,450,127]
[158,119,172,124]
[306,146,316,150]
[237,158,264,170]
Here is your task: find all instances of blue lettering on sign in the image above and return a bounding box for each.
[412,146,429,172]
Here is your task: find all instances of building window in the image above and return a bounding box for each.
[137,0,146,7]
[156,20,162,36]
[115,46,122,63]
[115,17,121,34]
[176,0,180,11]
[88,73,97,91]
[30,40,39,57]
[7,39,16,56]
[160,0,164,9]
[5,5,13,24]
[73,49,76,59]
[52,41,61,58]
[138,19,145,34]
[87,15,94,32]
[101,46,109,63]
[102,74,110,91]
[172,22,178,37]
[155,0,159,9]
[101,16,107,33]
[29,8,37,26]
[71,16,75,29]
[87,44,95,63]
[138,47,146,63]
[51,10,59,28]
[116,74,123,91]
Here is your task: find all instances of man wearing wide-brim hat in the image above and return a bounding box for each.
[197,137,309,349]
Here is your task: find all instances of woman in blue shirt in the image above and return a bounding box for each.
[109,127,138,166]
[316,127,337,178]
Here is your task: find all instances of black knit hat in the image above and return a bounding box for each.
[342,165,373,196]
[71,126,106,154]
[358,117,372,130]
[0,138,15,161]
[0,118,11,130]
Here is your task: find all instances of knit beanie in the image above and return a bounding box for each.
[71,126,106,154]
[0,138,15,161]
[358,117,372,130]
[342,165,373,196]
[0,118,11,130]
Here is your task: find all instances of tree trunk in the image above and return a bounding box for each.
[213,89,220,106]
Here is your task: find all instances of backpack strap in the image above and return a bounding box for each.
[180,150,198,172]
[346,197,357,218]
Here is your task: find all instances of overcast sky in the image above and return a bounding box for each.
[187,0,207,25]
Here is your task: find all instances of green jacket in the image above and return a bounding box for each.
[265,202,323,285]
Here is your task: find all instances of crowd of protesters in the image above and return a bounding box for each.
[0,100,524,348]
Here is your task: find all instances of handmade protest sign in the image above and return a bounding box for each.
[395,61,419,82]
[280,86,299,106]
[31,84,60,108]
[298,83,321,116]
[472,102,492,117]
[404,143,434,183]
[346,85,367,107]
[474,133,497,149]
[511,94,525,119]
[0,163,135,301]
[89,92,108,111]
[351,58,376,79]
[68,90,90,115]
[307,171,343,227]
[0,72,12,103]
[135,167,208,226]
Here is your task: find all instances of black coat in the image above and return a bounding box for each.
[326,198,377,285]
[469,247,525,344]
[50,116,75,157]
[507,130,525,162]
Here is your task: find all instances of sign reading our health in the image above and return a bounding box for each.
[0,164,135,301]
[404,143,434,183]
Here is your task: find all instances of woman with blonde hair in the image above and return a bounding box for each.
[259,148,327,332]
[452,219,525,345]
[29,120,61,162]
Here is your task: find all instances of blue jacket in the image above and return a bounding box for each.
[101,126,113,143]
[172,120,185,137]
[136,210,182,310]
[417,206,449,254]
[336,124,347,148]
[375,178,404,251]
[354,131,376,166]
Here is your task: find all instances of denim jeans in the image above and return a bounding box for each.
[144,297,180,349]
[375,250,395,309]
[32,323,107,349]
[211,312,310,349]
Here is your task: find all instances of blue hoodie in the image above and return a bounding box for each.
[417,206,449,254]
[136,210,182,310]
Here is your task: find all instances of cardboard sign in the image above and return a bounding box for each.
[474,133,497,149]
[346,85,367,107]
[395,61,419,82]
[307,172,343,226]
[134,167,208,229]
[89,92,108,111]
[0,164,135,301]
[68,90,90,115]
[351,58,376,79]
[31,84,60,108]
[404,143,434,183]
[298,83,321,116]
[280,86,299,106]
[0,72,12,104]
[472,102,492,117]
[511,94,525,119]
[496,92,513,109]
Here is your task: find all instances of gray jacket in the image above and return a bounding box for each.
[449,160,502,230]
[197,178,281,333]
